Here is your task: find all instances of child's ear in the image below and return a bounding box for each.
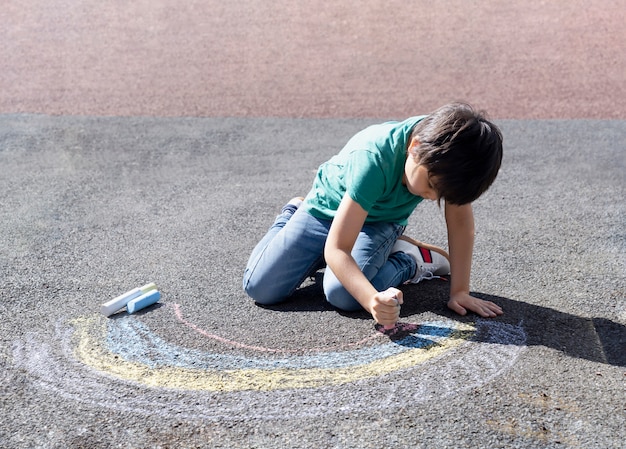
[408,138,420,157]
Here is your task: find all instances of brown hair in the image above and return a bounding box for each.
[411,103,503,205]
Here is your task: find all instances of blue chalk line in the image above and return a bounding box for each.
[106,317,457,370]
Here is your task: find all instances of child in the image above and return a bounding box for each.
[243,103,504,328]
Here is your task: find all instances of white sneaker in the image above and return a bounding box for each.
[391,235,450,284]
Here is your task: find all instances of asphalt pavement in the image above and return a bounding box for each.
[1,1,624,448]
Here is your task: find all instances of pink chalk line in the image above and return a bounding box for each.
[170,303,389,354]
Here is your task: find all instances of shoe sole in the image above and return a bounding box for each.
[397,235,450,261]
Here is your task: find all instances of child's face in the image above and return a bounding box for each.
[404,139,439,201]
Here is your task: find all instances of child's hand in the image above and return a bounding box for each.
[447,291,503,318]
[369,288,403,327]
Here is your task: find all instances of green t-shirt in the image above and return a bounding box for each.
[303,116,426,225]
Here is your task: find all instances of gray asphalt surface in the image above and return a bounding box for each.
[1,1,625,448]
[1,115,624,448]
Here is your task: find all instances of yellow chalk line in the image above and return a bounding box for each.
[71,316,475,392]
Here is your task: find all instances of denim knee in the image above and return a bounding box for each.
[242,272,286,306]
[323,274,363,312]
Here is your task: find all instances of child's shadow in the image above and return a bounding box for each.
[260,273,626,368]
[257,271,334,313]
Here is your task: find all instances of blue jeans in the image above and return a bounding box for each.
[243,206,416,311]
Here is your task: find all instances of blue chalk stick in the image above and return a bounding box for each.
[126,289,161,314]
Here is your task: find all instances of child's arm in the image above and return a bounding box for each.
[325,194,403,326]
[444,202,503,317]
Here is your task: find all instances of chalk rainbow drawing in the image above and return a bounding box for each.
[10,302,527,420]
[73,313,472,391]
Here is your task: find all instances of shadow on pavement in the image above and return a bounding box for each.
[260,276,626,368]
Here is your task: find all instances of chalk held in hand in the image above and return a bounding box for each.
[127,289,161,314]
[100,282,157,317]
[383,293,401,330]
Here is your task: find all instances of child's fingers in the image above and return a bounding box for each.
[483,300,503,316]
[447,299,468,316]
[382,288,403,306]
[489,301,503,314]
[472,299,502,317]
[467,299,503,318]
[372,290,403,327]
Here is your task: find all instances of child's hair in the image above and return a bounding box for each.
[411,103,503,205]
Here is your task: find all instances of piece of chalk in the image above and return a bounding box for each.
[100,282,157,317]
[126,289,161,314]
[138,282,158,294]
